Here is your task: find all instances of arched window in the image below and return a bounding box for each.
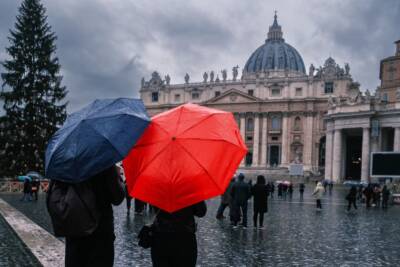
[271,116,281,130]
[246,118,254,131]
[294,117,301,130]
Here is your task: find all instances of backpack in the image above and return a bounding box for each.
[46,180,100,238]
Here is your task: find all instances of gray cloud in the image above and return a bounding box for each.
[0,0,399,114]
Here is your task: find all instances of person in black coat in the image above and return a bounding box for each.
[346,186,357,211]
[65,165,125,267]
[251,175,268,229]
[151,201,207,267]
[230,173,251,228]
[21,178,32,201]
[363,184,374,208]
[124,180,132,215]
[299,183,305,199]
[382,185,390,209]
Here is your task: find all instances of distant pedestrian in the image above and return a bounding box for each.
[21,178,32,202]
[277,183,283,198]
[270,182,275,198]
[312,182,324,210]
[216,178,235,220]
[230,173,251,228]
[382,185,390,209]
[124,181,132,215]
[363,184,374,208]
[288,183,293,199]
[151,202,207,267]
[251,175,268,229]
[372,185,381,207]
[346,186,357,211]
[328,181,333,194]
[299,183,305,199]
[31,179,40,201]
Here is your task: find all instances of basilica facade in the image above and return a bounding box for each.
[140,14,365,180]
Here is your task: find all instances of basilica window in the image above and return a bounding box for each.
[271,116,281,130]
[174,94,181,102]
[295,87,302,96]
[246,118,254,131]
[324,82,334,94]
[248,89,254,96]
[151,92,159,102]
[215,91,221,97]
[271,88,281,97]
[382,93,389,102]
[294,117,302,131]
[192,92,200,99]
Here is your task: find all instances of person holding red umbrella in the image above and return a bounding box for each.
[123,103,247,266]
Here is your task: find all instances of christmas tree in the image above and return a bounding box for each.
[0,0,67,177]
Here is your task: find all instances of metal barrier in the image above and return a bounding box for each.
[0,181,49,193]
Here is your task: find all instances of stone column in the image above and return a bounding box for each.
[394,127,400,151]
[332,129,342,182]
[303,113,314,169]
[240,114,246,167]
[361,127,370,182]
[281,113,289,166]
[252,114,260,167]
[324,130,333,181]
[260,113,268,167]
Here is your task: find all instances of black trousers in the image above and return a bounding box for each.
[253,209,265,227]
[347,199,357,211]
[316,199,322,209]
[151,232,197,267]
[65,233,115,267]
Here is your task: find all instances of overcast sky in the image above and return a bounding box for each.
[0,0,399,113]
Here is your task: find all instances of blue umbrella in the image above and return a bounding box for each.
[18,175,32,182]
[45,98,150,183]
[26,171,44,180]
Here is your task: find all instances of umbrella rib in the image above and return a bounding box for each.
[174,140,224,193]
[176,113,214,137]
[177,137,245,149]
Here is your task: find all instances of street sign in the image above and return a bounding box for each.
[289,164,304,176]
[370,152,400,177]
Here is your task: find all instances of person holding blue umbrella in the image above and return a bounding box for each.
[46,98,150,267]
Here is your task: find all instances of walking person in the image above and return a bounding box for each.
[312,182,324,210]
[251,175,268,229]
[216,178,234,220]
[270,182,275,199]
[230,173,251,228]
[64,165,125,267]
[363,184,374,208]
[346,186,358,211]
[372,185,381,207]
[382,185,390,209]
[21,178,32,202]
[124,180,132,215]
[31,179,40,201]
[151,201,207,267]
[288,183,293,199]
[299,183,305,199]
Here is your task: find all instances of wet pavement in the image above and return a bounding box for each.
[1,185,400,267]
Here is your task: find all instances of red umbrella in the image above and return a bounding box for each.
[123,103,247,212]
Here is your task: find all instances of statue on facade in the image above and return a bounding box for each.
[232,65,239,81]
[210,71,215,82]
[345,63,350,75]
[184,73,190,84]
[221,69,227,81]
[309,64,315,77]
[328,95,336,107]
[203,72,208,83]
[141,77,145,87]
[165,74,170,85]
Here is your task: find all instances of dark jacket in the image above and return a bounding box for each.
[231,180,251,204]
[23,180,32,193]
[347,187,357,201]
[251,184,268,212]
[154,201,207,234]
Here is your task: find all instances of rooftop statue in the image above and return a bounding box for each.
[210,71,215,82]
[232,65,239,81]
[221,69,227,81]
[345,63,350,75]
[141,77,145,87]
[215,75,220,83]
[309,64,315,77]
[165,74,170,85]
[203,72,208,83]
[184,73,190,84]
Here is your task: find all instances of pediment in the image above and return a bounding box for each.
[205,89,262,104]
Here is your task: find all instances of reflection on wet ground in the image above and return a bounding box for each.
[2,186,400,266]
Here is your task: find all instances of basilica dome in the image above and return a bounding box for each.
[244,14,306,74]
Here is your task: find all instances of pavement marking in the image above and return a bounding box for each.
[0,198,64,267]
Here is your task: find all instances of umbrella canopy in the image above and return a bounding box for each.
[18,175,32,182]
[26,171,43,180]
[46,98,150,183]
[123,103,247,213]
